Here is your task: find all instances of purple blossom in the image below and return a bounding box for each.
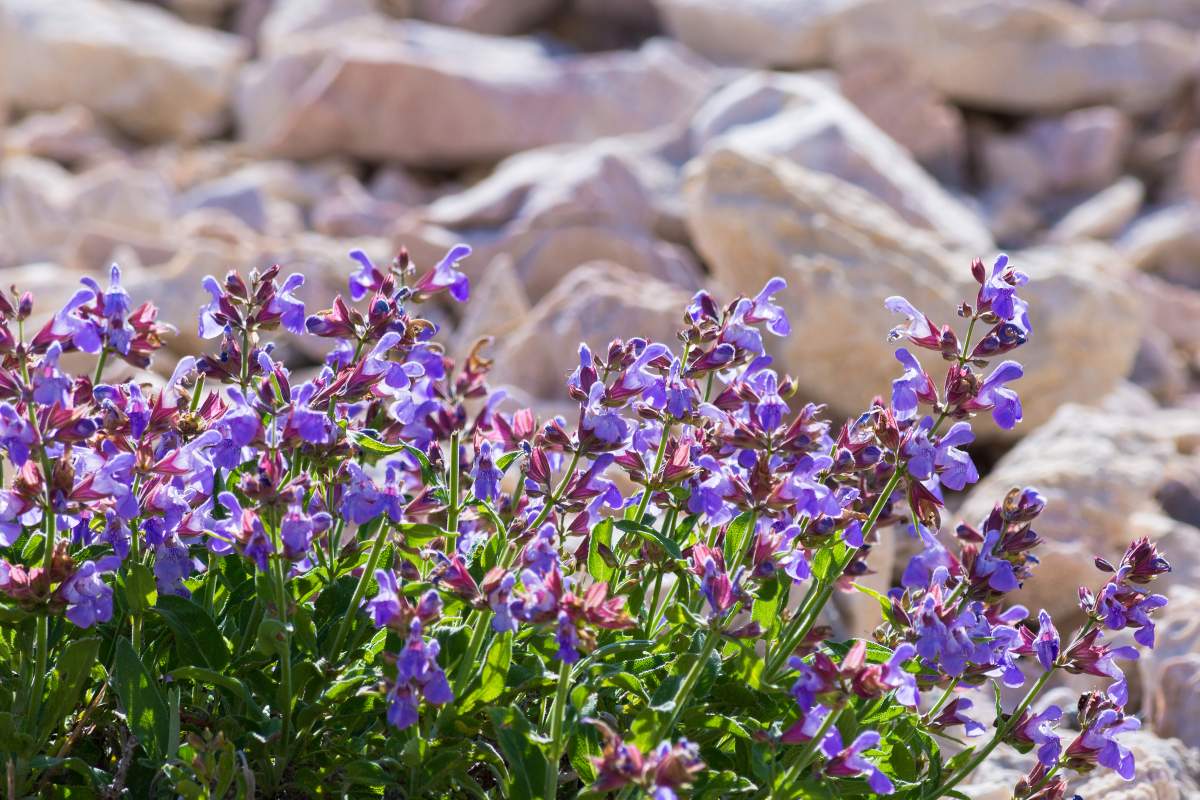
[821,729,894,795]
[268,273,306,334]
[0,403,34,467]
[1067,707,1140,780]
[154,537,193,597]
[471,440,503,503]
[60,558,119,628]
[387,621,453,729]
[934,421,978,491]
[891,348,935,420]
[413,244,471,303]
[977,254,1030,325]
[931,697,985,737]
[966,361,1024,429]
[198,275,226,339]
[754,371,788,432]
[744,277,790,337]
[1011,705,1063,767]
[1032,610,1060,671]
[884,296,939,348]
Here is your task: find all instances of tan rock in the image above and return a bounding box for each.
[1047,176,1144,243]
[409,0,560,34]
[1071,731,1200,799]
[489,262,691,399]
[2,0,245,142]
[0,156,77,267]
[1119,205,1200,290]
[831,0,1195,115]
[238,11,710,165]
[451,255,531,363]
[690,73,993,254]
[655,0,863,67]
[682,147,1141,435]
[3,105,122,166]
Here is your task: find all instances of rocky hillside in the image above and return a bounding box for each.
[3,1,1200,794]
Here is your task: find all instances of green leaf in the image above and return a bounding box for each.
[113,637,170,760]
[496,450,522,472]
[460,633,511,713]
[723,511,755,567]
[488,707,549,800]
[37,637,101,744]
[152,594,230,670]
[123,562,157,615]
[588,519,616,585]
[613,520,683,561]
[348,430,406,455]
[751,572,786,637]
[396,522,449,546]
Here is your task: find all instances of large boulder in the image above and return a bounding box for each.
[239,5,711,165]
[654,0,863,67]
[1071,731,1200,799]
[682,146,1142,434]
[489,262,691,400]
[830,0,1196,115]
[690,73,993,253]
[2,0,245,142]
[959,404,1200,625]
[394,134,704,300]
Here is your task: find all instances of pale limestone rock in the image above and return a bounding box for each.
[690,73,993,254]
[489,263,691,399]
[1047,176,1144,242]
[239,9,710,165]
[830,0,1195,115]
[682,147,1141,435]
[2,0,245,142]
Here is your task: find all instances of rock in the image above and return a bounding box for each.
[1047,176,1144,242]
[489,262,691,399]
[1087,0,1200,29]
[654,0,863,67]
[981,107,1132,201]
[176,174,270,234]
[310,176,408,238]
[238,9,710,165]
[396,135,704,300]
[409,0,561,34]
[690,73,993,253]
[2,0,246,142]
[451,255,531,362]
[1071,731,1200,798]
[682,147,1141,434]
[3,106,122,167]
[1119,205,1200,290]
[836,50,967,183]
[1179,136,1200,205]
[1129,329,1189,405]
[830,0,1195,115]
[0,156,77,266]
[958,404,1200,624]
[62,224,175,273]
[71,163,174,236]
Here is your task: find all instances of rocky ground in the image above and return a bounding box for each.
[4,0,1200,794]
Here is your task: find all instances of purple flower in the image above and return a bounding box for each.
[971,530,1019,594]
[154,537,193,597]
[901,525,953,590]
[60,558,118,628]
[1011,705,1063,767]
[885,296,939,349]
[1094,581,1167,647]
[931,696,985,737]
[32,342,71,406]
[387,620,453,729]
[413,244,471,303]
[198,275,227,339]
[964,361,1023,429]
[1032,610,1060,671]
[582,382,629,448]
[342,463,386,525]
[744,277,790,336]
[1067,707,1140,780]
[821,729,894,795]
[0,405,33,467]
[368,569,404,628]
[471,441,504,503]
[891,348,936,420]
[977,254,1030,325]
[555,609,582,663]
[934,421,978,491]
[348,249,385,301]
[485,570,519,634]
[878,643,919,707]
[268,273,306,334]
[903,418,936,480]
[781,703,832,744]
[754,371,788,432]
[280,503,331,561]
[1062,629,1139,705]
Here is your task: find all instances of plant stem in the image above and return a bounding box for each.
[654,626,720,742]
[327,518,388,661]
[92,347,109,385]
[543,658,573,800]
[776,704,844,796]
[273,553,293,757]
[927,669,1053,799]
[923,677,962,723]
[446,430,461,549]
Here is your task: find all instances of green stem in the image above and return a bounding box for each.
[654,626,720,742]
[923,677,961,724]
[632,423,673,525]
[327,518,388,661]
[776,704,844,797]
[446,430,462,549]
[273,553,293,756]
[92,348,109,385]
[543,658,572,800]
[928,669,1053,799]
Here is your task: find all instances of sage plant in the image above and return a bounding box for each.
[0,247,1168,799]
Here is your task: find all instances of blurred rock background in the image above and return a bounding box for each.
[3,0,1200,794]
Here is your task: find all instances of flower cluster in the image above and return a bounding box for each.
[0,250,1169,799]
